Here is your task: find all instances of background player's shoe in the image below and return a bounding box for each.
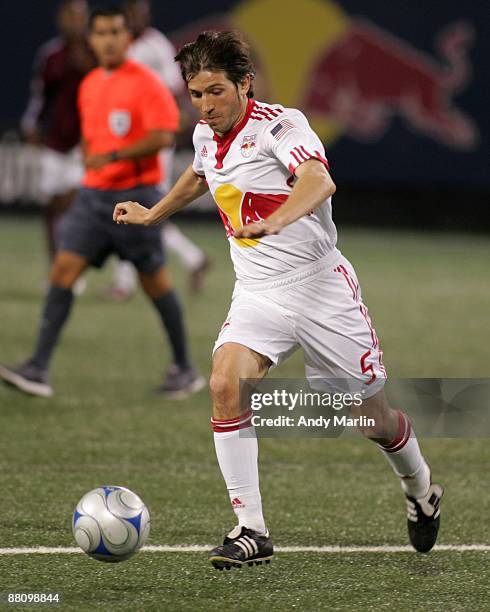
[208,525,274,570]
[100,285,134,302]
[155,364,205,399]
[0,361,52,398]
[73,277,88,297]
[406,482,444,553]
[190,255,210,293]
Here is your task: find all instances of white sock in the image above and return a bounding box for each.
[163,222,205,270]
[378,411,431,499]
[113,259,137,292]
[212,413,266,534]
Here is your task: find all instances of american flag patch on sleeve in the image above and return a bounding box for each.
[270,119,296,140]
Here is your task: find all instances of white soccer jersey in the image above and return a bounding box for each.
[128,27,183,191]
[192,99,339,281]
[128,27,183,95]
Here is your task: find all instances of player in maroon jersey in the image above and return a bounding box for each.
[21,0,95,262]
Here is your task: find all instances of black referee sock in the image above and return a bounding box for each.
[30,285,74,371]
[152,290,190,370]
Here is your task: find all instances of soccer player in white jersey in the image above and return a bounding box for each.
[106,0,209,299]
[113,31,444,569]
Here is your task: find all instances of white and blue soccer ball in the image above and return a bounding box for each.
[72,486,150,562]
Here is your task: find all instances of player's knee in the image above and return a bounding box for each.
[139,267,173,299]
[49,260,79,288]
[209,370,238,411]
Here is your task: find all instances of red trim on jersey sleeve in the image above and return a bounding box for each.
[314,149,330,170]
[290,148,302,165]
[289,146,330,174]
[252,103,283,122]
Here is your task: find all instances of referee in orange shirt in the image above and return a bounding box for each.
[0,6,203,398]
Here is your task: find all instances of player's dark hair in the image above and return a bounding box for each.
[175,31,255,98]
[57,0,87,13]
[89,5,128,29]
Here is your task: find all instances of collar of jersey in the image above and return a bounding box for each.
[100,59,131,77]
[212,99,255,169]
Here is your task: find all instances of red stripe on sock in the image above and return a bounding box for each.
[211,411,253,433]
[381,411,412,453]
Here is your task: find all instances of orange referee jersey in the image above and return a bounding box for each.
[78,59,179,190]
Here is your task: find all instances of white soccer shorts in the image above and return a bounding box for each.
[213,254,387,399]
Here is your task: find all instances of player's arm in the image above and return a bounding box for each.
[234,159,336,239]
[21,46,47,144]
[85,130,174,170]
[113,165,208,226]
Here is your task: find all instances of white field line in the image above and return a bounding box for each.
[0,544,489,556]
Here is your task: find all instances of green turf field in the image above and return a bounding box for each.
[0,217,489,611]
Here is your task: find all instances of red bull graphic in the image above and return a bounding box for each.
[171,0,479,151]
[302,20,477,150]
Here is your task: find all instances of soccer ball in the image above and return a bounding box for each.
[72,486,150,562]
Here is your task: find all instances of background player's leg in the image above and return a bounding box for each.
[210,342,271,534]
[44,191,76,259]
[351,389,431,498]
[105,259,137,301]
[138,266,203,396]
[30,250,89,371]
[138,265,187,367]
[162,222,210,293]
[0,250,88,397]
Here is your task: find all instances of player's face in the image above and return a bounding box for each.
[57,0,88,40]
[89,16,131,69]
[187,71,251,135]
[123,0,151,37]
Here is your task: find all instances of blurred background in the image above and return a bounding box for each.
[0,0,488,228]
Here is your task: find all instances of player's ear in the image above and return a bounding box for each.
[239,74,252,98]
[238,75,250,96]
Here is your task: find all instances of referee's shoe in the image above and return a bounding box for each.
[155,364,205,399]
[0,362,52,398]
[209,525,274,570]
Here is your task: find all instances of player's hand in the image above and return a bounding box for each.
[113,201,150,225]
[85,153,112,169]
[234,220,282,239]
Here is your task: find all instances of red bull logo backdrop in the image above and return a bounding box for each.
[171,0,486,188]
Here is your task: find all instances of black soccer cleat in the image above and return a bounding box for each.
[209,525,274,570]
[405,483,444,553]
[0,361,53,398]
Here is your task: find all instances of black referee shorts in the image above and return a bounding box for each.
[57,185,165,274]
